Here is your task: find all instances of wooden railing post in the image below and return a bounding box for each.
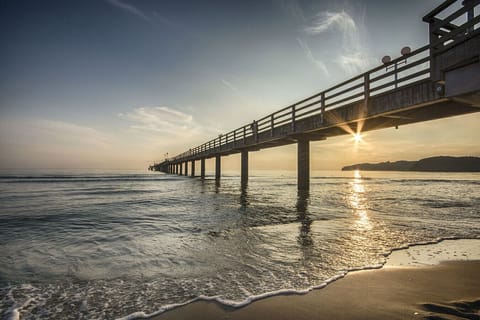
[364,73,370,115]
[291,105,296,132]
[270,114,274,137]
[320,92,325,124]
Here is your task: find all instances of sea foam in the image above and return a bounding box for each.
[118,237,480,320]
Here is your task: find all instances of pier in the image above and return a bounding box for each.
[152,0,480,190]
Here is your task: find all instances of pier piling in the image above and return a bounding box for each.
[241,150,248,186]
[200,158,205,179]
[297,139,310,191]
[215,155,221,180]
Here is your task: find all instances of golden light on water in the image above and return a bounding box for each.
[348,170,372,230]
[353,169,362,179]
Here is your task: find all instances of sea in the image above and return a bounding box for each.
[0,169,479,319]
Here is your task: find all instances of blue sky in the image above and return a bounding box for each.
[1,0,478,170]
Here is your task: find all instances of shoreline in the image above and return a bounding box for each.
[141,238,480,320]
[149,261,480,320]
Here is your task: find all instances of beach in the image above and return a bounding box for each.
[153,261,480,320]
[153,240,480,320]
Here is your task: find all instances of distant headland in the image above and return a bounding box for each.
[342,156,480,172]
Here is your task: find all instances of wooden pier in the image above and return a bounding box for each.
[152,0,480,190]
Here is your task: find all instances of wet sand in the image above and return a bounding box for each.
[151,260,480,320]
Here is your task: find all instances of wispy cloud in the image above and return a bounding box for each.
[305,11,356,35]
[221,79,240,93]
[118,106,195,133]
[304,9,371,74]
[105,0,150,22]
[297,38,329,75]
[118,106,224,157]
[337,52,370,75]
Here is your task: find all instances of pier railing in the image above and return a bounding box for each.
[170,46,431,162]
[166,0,479,163]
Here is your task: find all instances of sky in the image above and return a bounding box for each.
[1,0,479,171]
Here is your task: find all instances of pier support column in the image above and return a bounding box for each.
[176,163,179,175]
[185,162,188,176]
[191,160,195,177]
[297,139,310,191]
[241,150,248,186]
[179,163,183,175]
[215,155,221,180]
[200,158,205,179]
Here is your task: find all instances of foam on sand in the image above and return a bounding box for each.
[386,238,480,267]
[120,238,480,320]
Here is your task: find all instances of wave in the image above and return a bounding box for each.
[0,176,180,183]
[117,236,480,320]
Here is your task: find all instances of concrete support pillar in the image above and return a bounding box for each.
[215,154,221,180]
[176,164,179,175]
[200,158,206,179]
[180,163,183,175]
[297,139,310,191]
[191,160,195,177]
[184,161,188,176]
[241,150,248,186]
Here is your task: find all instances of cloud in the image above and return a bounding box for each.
[337,52,370,75]
[118,106,220,140]
[304,9,371,74]
[221,79,240,93]
[297,38,329,75]
[305,11,356,35]
[118,106,225,159]
[105,0,150,22]
[119,106,193,133]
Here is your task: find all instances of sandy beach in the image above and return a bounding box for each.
[152,259,480,320]
[150,240,480,320]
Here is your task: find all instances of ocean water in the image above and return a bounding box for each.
[0,169,479,319]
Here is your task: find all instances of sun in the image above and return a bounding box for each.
[353,133,363,143]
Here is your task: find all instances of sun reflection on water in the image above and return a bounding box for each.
[348,170,372,231]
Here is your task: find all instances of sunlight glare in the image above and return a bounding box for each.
[354,169,361,179]
[353,133,363,143]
